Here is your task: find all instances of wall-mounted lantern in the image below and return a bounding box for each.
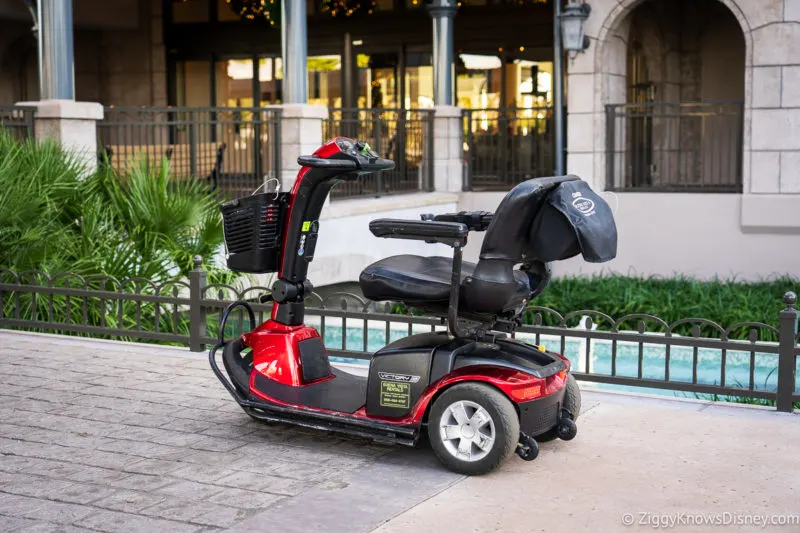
[560,1,591,53]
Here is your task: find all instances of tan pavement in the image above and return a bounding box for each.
[376,391,800,533]
[1,330,798,533]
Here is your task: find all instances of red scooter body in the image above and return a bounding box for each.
[211,137,589,474]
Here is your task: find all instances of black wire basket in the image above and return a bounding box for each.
[220,192,289,273]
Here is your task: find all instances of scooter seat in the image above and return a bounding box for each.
[359,254,531,311]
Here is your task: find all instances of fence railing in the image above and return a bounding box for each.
[323,108,434,199]
[1,261,798,412]
[462,107,555,191]
[0,105,36,141]
[98,107,282,198]
[606,101,744,192]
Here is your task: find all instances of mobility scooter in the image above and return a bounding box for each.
[210,137,618,475]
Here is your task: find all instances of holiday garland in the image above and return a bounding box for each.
[226,0,280,25]
[321,0,378,17]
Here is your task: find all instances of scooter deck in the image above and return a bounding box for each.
[210,341,419,446]
[252,369,367,414]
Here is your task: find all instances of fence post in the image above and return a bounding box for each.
[426,110,435,192]
[499,108,508,185]
[463,110,472,191]
[189,255,207,352]
[374,111,384,194]
[776,291,798,412]
[189,110,198,178]
[273,108,282,183]
[605,105,615,190]
[254,108,263,182]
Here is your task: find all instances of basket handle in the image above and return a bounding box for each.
[252,177,281,199]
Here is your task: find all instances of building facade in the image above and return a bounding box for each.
[1,0,798,283]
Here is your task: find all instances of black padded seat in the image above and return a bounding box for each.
[360,254,531,309]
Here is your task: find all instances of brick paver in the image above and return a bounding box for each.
[0,331,456,533]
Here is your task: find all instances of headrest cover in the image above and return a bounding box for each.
[528,179,618,263]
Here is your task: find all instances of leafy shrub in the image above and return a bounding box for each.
[0,133,237,342]
[0,132,228,281]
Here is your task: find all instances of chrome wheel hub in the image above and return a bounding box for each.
[439,400,495,462]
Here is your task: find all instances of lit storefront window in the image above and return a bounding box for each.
[457,54,502,111]
[258,57,283,105]
[308,55,342,107]
[217,59,255,107]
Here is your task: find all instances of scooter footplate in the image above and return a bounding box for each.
[252,369,367,414]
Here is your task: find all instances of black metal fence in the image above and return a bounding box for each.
[606,102,744,192]
[98,107,282,198]
[462,107,555,191]
[0,105,36,141]
[323,108,434,199]
[1,262,798,412]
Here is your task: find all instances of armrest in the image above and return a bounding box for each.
[421,211,494,232]
[369,219,468,247]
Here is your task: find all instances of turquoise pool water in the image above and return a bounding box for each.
[318,324,800,399]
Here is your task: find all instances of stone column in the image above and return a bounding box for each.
[427,0,457,106]
[41,0,75,100]
[432,105,463,192]
[274,104,327,191]
[281,0,308,104]
[17,100,103,174]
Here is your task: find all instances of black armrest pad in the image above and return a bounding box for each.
[369,219,468,247]
[426,211,494,232]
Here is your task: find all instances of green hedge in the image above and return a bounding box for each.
[527,275,797,329]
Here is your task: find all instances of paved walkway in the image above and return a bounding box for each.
[1,330,798,533]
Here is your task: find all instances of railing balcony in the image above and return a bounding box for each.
[462,107,555,191]
[322,108,434,200]
[0,106,36,141]
[97,107,282,198]
[606,101,744,193]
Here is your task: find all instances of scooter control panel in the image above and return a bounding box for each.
[332,137,392,173]
[334,137,379,159]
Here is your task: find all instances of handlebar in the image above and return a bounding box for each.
[297,155,395,173]
[297,156,358,170]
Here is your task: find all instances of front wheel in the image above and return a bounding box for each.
[427,383,519,475]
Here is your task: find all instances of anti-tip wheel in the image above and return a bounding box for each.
[428,383,519,475]
[516,433,539,461]
[556,417,578,441]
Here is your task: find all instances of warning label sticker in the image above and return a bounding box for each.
[379,381,411,409]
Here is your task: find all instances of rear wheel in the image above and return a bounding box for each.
[428,383,519,475]
[537,373,581,443]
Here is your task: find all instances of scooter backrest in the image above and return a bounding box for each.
[462,176,617,314]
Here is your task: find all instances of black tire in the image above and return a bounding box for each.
[536,373,581,443]
[427,383,519,475]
